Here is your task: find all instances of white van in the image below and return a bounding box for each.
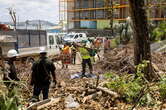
[63,33,88,43]
[46,33,62,56]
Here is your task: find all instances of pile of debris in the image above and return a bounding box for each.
[12,44,166,110]
[96,44,166,74]
[96,45,135,74]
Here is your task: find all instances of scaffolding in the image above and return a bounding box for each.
[59,0,166,29]
[59,0,75,30]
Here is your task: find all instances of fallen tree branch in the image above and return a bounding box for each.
[27,99,51,110]
[37,97,61,110]
[27,97,61,110]
[83,91,102,103]
[96,86,119,98]
[66,87,85,92]
[88,84,119,98]
[96,74,100,87]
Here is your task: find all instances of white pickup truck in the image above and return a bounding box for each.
[63,33,88,43]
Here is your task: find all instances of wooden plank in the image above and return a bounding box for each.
[26,97,61,110]
[83,91,102,103]
[27,99,51,110]
[88,84,119,98]
[37,97,61,110]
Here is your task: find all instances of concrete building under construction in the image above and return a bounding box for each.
[59,0,166,34]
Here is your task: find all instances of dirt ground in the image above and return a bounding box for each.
[15,44,166,110]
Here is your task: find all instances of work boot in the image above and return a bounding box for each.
[29,96,39,102]
[81,73,87,78]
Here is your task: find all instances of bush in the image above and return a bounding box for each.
[151,22,166,41]
[104,73,143,103]
[104,61,157,106]
[158,76,166,100]
[0,88,21,110]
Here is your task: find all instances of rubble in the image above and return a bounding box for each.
[2,44,165,110]
[95,44,166,74]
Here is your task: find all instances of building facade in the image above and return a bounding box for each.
[59,0,166,31]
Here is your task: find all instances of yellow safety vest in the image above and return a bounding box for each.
[79,47,91,59]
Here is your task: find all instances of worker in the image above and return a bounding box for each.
[94,38,101,50]
[30,47,56,102]
[77,41,93,77]
[3,49,20,90]
[61,43,71,69]
[86,38,92,48]
[93,38,101,61]
[104,37,111,53]
[71,43,77,65]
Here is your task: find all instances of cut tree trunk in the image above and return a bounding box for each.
[128,0,160,81]
[88,84,119,98]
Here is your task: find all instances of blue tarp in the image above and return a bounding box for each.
[70,72,103,79]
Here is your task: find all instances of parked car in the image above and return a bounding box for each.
[63,33,88,43]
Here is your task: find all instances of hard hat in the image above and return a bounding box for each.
[40,47,47,54]
[7,49,18,58]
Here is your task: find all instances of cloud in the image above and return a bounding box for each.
[0,0,59,23]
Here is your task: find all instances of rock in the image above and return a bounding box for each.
[65,95,80,108]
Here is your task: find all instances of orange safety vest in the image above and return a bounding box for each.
[62,46,70,54]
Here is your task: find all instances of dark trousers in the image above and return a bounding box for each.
[33,84,50,100]
[82,58,92,75]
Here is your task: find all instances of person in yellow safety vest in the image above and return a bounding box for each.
[77,41,93,77]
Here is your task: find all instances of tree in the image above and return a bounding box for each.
[8,8,17,31]
[105,0,114,36]
[128,0,159,81]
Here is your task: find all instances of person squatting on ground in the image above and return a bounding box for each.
[30,47,56,102]
[76,41,93,77]
[3,49,20,91]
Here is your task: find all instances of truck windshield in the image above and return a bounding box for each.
[64,35,74,38]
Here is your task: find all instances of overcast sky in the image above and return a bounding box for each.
[0,0,59,23]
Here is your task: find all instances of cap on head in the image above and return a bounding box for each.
[40,47,47,54]
[7,49,18,58]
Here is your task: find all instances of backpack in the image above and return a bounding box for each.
[32,59,51,85]
[88,49,96,57]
